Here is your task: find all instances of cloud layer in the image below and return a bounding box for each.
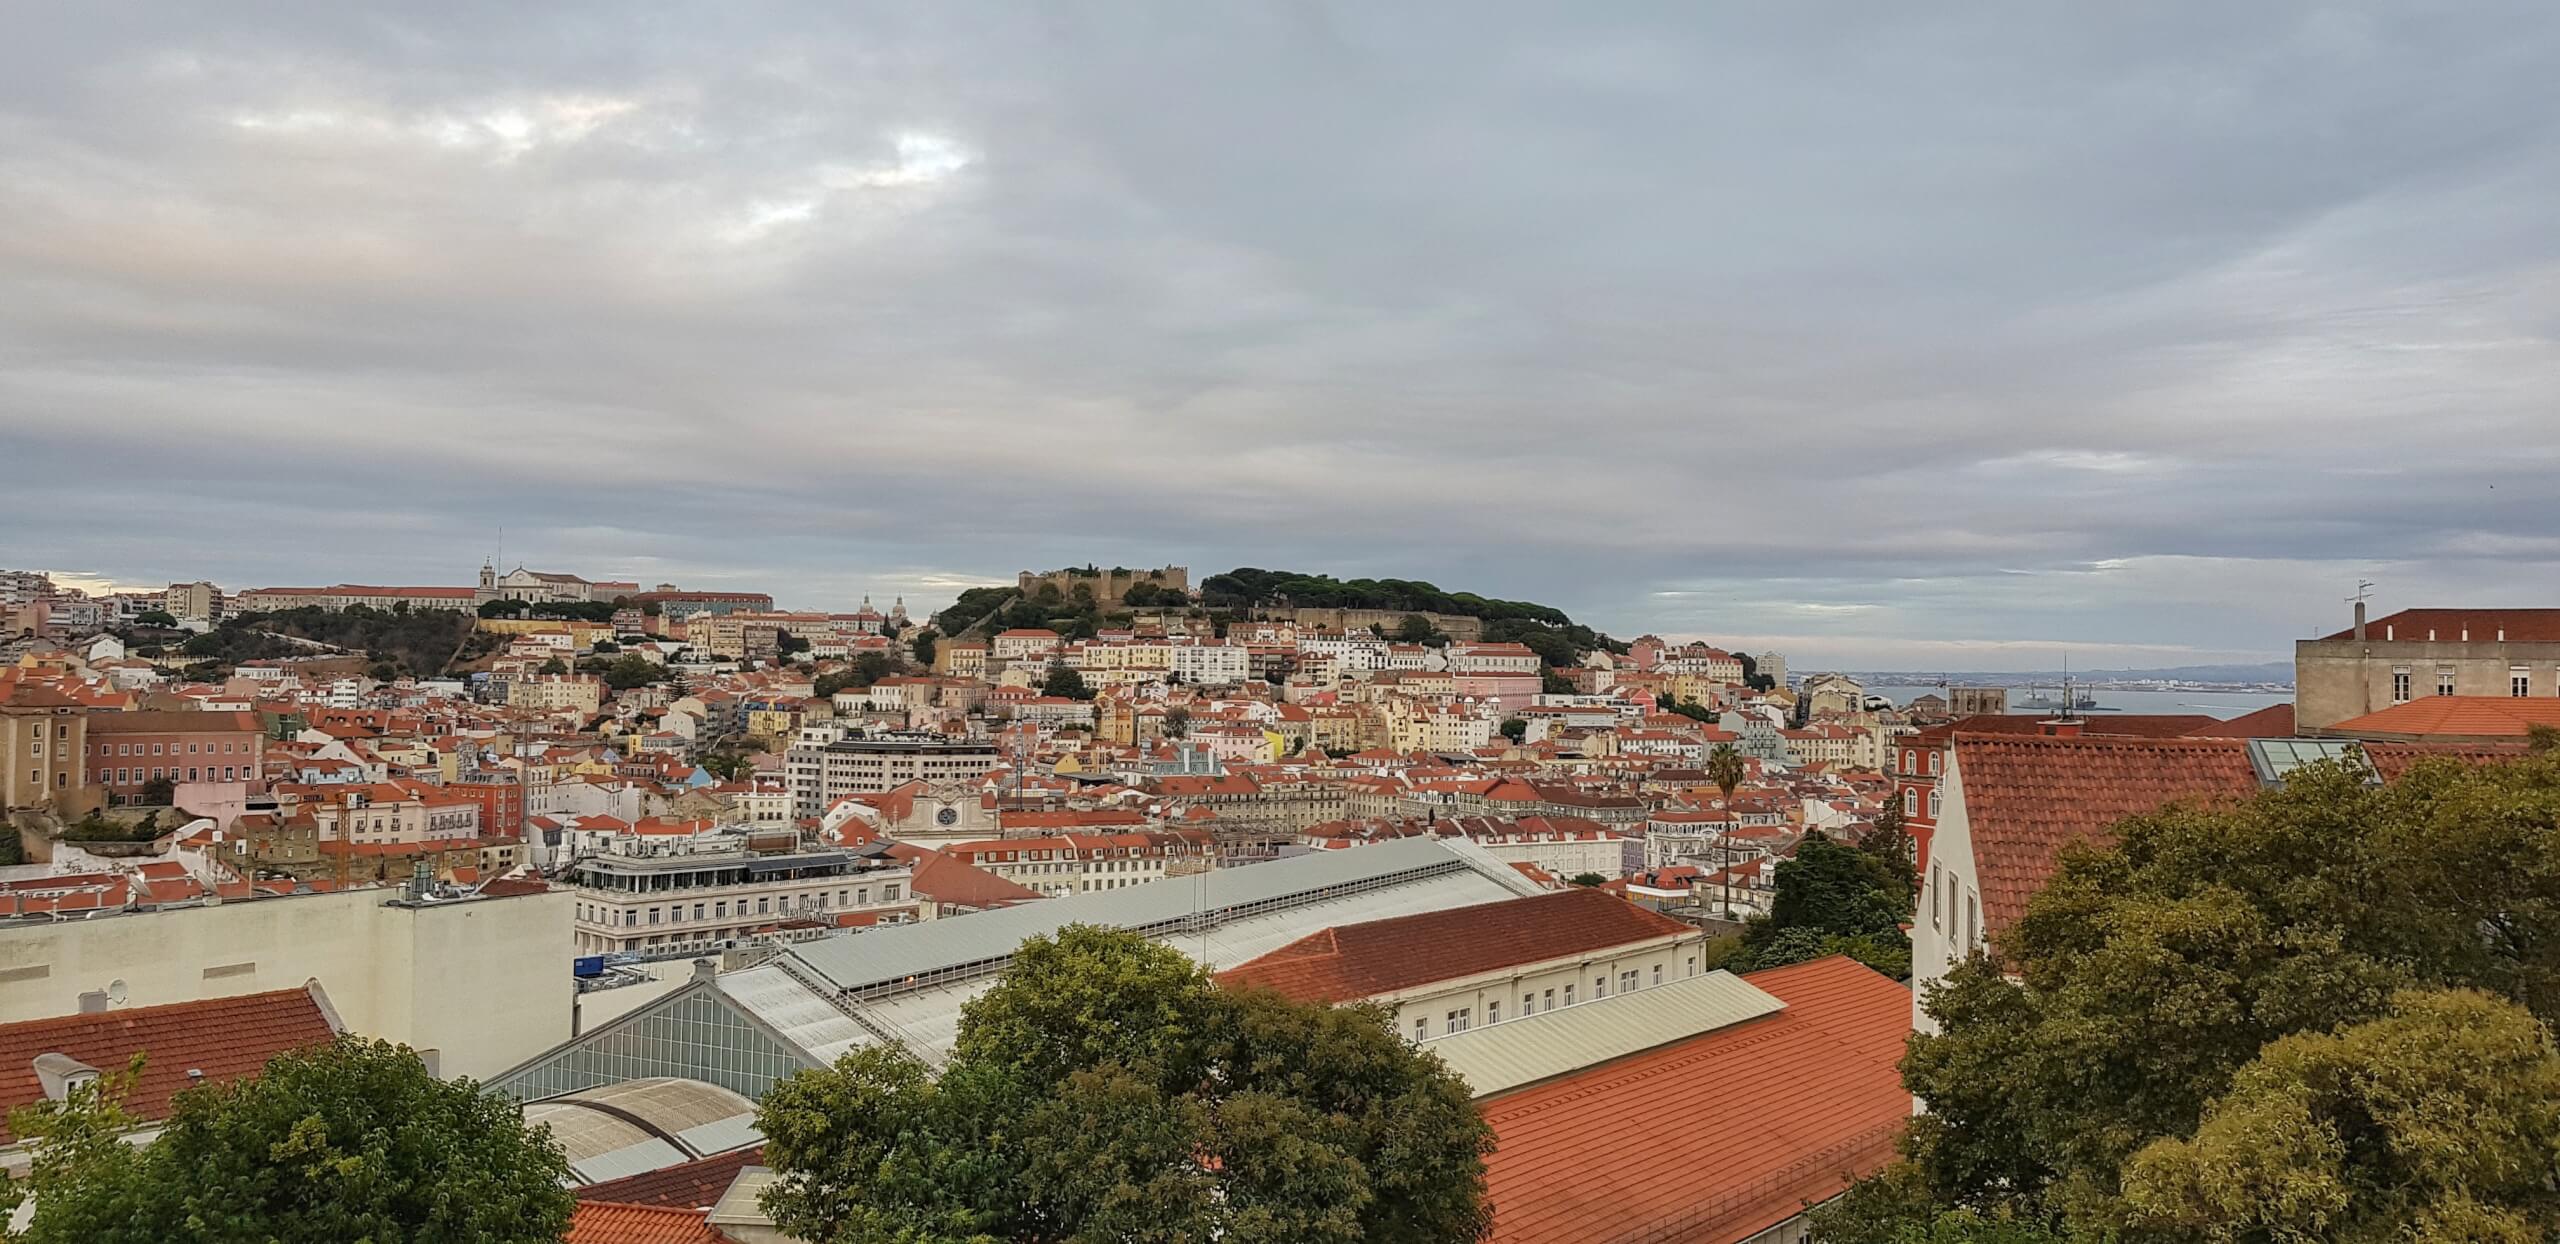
[4,4,2556,668]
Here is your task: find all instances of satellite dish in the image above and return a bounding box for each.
[106,979,128,1005]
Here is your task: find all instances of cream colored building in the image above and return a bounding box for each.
[0,886,574,1079]
[508,673,606,715]
[935,642,989,679]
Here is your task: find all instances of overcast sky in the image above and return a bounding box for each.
[5,5,2556,670]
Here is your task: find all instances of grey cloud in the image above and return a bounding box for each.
[4,3,2558,668]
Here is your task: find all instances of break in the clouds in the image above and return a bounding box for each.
[3,3,2556,670]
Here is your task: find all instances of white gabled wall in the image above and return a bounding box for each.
[1909,750,1984,1037]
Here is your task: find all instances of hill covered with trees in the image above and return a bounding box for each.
[933,566,1618,665]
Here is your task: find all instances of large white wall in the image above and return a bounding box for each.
[0,887,574,1080]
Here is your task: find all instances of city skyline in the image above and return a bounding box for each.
[7,4,2559,668]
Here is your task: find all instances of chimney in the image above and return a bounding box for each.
[2040,719,2083,738]
[2353,600,2366,641]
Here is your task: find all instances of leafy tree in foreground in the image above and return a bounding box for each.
[757,925,1494,1244]
[2110,988,2560,1241]
[1820,748,2560,1239]
[2,1037,572,1244]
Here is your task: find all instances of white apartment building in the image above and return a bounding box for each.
[1172,641,1252,684]
[569,834,915,955]
[783,730,1002,818]
[1447,643,1541,675]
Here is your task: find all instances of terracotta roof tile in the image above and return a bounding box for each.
[0,988,338,1143]
[576,1146,765,1209]
[2185,703,2297,737]
[1481,957,1911,1244]
[2357,739,2533,781]
[2321,696,2560,740]
[1951,734,2263,938]
[566,1200,732,1244]
[1217,888,1694,1004]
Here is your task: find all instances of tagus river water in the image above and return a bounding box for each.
[1863,685,2292,721]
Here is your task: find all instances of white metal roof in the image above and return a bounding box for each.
[1422,971,1785,1099]
[715,964,873,1063]
[786,835,1537,994]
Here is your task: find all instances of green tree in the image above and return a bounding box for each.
[2108,988,2560,1241]
[1860,801,1919,905]
[1568,872,1607,888]
[1393,613,1437,644]
[1856,749,2560,1234]
[1163,707,1191,738]
[758,926,1493,1244]
[910,630,938,667]
[536,656,568,675]
[132,609,178,627]
[1498,718,1527,742]
[1740,836,1908,960]
[1539,669,1577,695]
[139,775,175,806]
[1706,742,1746,801]
[3,1037,572,1244]
[1042,665,1093,701]
[600,653,662,690]
[815,652,899,698]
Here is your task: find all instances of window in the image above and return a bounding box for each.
[1487,1000,1500,1025]
[1687,954,1698,976]
[1903,788,1918,817]
[1928,788,1942,819]
[1412,1016,1428,1041]
[2439,669,2457,698]
[1620,970,1639,994]
[1593,976,1608,1000]
[1965,890,1979,950]
[1563,984,1575,1006]
[1928,752,1941,775]
[1653,964,1664,986]
[2516,667,2532,698]
[1446,1008,1470,1034]
[1521,993,1535,1017]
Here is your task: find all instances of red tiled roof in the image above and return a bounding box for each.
[1951,734,2262,937]
[2185,703,2297,737]
[0,987,338,1143]
[1481,956,1912,1244]
[565,1201,731,1244]
[576,1146,765,1209]
[2317,696,2560,740]
[2357,740,2533,781]
[888,845,1046,910]
[2322,608,2560,644]
[1217,888,1694,1004]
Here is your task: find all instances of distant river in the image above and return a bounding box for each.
[1864,685,2292,721]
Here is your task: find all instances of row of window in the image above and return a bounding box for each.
[87,740,253,756]
[1409,958,1696,1040]
[2390,666,2559,703]
[576,884,905,927]
[1901,787,1944,819]
[97,766,247,784]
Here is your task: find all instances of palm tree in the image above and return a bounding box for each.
[1705,743,1746,918]
[1707,743,1745,802]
